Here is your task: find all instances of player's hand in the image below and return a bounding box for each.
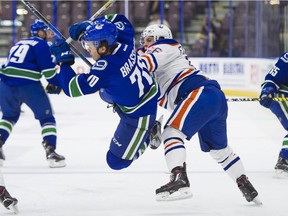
[46,84,62,94]
[50,39,75,65]
[259,83,276,108]
[149,115,163,150]
[137,47,146,55]
[69,21,92,41]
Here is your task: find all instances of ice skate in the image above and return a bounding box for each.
[150,115,163,150]
[0,186,19,214]
[156,163,193,201]
[42,141,66,168]
[236,175,262,205]
[0,141,5,167]
[274,156,288,178]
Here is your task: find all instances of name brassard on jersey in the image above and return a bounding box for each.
[119,49,137,77]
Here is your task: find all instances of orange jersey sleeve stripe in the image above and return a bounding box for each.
[142,55,154,72]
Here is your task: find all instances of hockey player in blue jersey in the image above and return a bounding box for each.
[260,52,288,177]
[50,14,159,170]
[138,24,261,204]
[0,19,66,168]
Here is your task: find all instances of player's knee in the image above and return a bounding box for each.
[162,126,186,143]
[209,146,233,162]
[2,115,20,125]
[39,116,56,126]
[106,150,133,170]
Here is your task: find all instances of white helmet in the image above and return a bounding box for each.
[140,24,172,45]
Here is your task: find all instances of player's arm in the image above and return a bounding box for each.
[34,41,59,85]
[264,52,288,86]
[259,52,288,108]
[104,14,135,45]
[50,39,103,97]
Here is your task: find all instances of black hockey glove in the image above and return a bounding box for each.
[50,39,75,65]
[46,84,62,94]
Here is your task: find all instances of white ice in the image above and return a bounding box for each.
[1,93,287,216]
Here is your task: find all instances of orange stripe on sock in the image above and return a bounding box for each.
[164,141,179,150]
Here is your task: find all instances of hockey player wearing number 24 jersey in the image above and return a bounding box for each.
[50,14,159,170]
[0,19,66,168]
[259,52,288,177]
[138,24,261,204]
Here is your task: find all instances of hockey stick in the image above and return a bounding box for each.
[66,0,116,44]
[226,97,288,102]
[21,0,116,67]
[21,0,92,67]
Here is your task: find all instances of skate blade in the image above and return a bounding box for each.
[0,159,4,167]
[273,169,288,179]
[48,160,66,168]
[11,205,19,214]
[8,203,19,214]
[156,187,193,201]
[252,196,263,206]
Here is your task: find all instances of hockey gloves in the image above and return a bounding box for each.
[69,21,92,41]
[150,115,163,150]
[50,39,75,65]
[46,84,62,94]
[259,83,277,108]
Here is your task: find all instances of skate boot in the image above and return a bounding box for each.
[156,163,192,201]
[236,175,262,205]
[150,115,163,150]
[0,186,19,214]
[274,156,288,178]
[42,141,66,168]
[0,140,5,166]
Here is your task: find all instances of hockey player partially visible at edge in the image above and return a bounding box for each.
[138,24,262,204]
[50,14,159,170]
[0,19,66,168]
[259,52,288,178]
[0,171,18,213]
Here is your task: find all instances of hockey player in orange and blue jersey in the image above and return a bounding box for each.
[259,52,288,177]
[0,19,66,168]
[50,14,159,170]
[138,24,261,204]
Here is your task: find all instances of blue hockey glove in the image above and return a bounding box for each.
[50,39,75,65]
[69,21,92,41]
[46,84,62,94]
[259,83,277,108]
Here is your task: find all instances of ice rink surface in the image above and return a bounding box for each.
[1,93,287,216]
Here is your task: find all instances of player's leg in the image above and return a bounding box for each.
[23,83,65,168]
[0,82,21,166]
[155,126,192,201]
[270,92,288,177]
[155,87,213,201]
[199,87,260,204]
[0,171,18,213]
[106,111,156,170]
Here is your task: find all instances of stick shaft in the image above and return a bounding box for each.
[21,0,92,67]
[226,97,288,102]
